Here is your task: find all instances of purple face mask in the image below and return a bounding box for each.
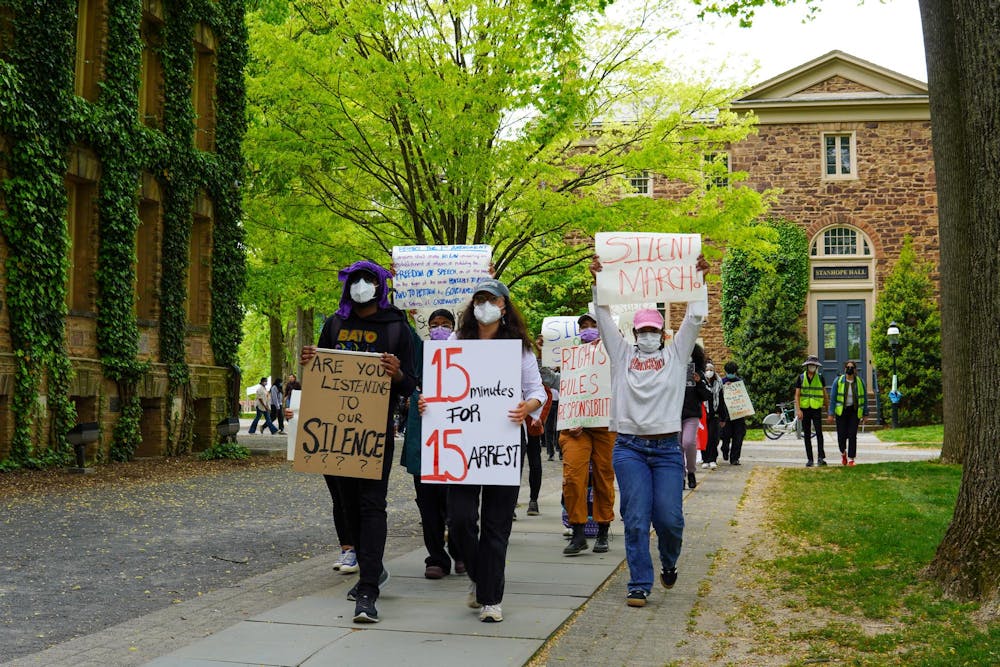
[429,326,452,341]
[579,328,600,343]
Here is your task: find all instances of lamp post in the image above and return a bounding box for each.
[886,322,901,428]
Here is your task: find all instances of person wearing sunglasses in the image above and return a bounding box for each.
[828,360,867,466]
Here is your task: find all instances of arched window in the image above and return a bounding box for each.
[810,226,872,257]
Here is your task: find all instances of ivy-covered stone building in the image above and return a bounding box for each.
[0,0,247,466]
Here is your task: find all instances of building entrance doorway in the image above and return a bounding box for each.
[817,300,866,383]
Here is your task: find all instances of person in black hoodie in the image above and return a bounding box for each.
[719,361,747,465]
[300,260,417,624]
[680,344,711,489]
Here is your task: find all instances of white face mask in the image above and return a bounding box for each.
[635,332,662,353]
[473,301,502,325]
[349,279,377,304]
[705,370,715,380]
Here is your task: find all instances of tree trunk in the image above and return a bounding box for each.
[921,0,1000,601]
[268,312,284,384]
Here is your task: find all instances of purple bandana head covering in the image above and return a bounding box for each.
[335,260,393,318]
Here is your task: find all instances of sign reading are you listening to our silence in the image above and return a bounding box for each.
[420,339,523,486]
[594,232,707,305]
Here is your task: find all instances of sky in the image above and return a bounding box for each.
[664,0,928,87]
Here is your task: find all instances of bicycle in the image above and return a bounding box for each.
[761,401,804,440]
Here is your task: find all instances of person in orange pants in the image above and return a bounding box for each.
[560,312,617,555]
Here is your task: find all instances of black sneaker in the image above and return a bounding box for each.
[806,460,814,467]
[527,500,539,516]
[347,583,357,601]
[687,472,697,489]
[353,594,379,623]
[818,459,828,466]
[626,589,648,607]
[660,567,678,589]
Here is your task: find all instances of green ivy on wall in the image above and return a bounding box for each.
[0,0,247,467]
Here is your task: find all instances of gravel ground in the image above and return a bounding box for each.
[0,456,425,662]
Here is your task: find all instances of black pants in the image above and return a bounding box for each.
[522,431,542,502]
[544,402,559,458]
[448,483,519,606]
[836,411,861,459]
[323,438,393,600]
[726,418,747,463]
[703,417,720,463]
[801,407,825,461]
[413,474,460,572]
[269,405,284,431]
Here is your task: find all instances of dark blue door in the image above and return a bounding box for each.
[817,300,866,384]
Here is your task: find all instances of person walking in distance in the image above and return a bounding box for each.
[828,360,866,466]
[300,260,417,624]
[700,360,723,470]
[680,345,711,489]
[589,253,709,608]
[795,354,830,467]
[560,312,616,556]
[248,377,278,435]
[719,362,747,466]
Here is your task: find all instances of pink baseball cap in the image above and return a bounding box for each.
[632,309,664,331]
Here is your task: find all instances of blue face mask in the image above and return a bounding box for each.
[429,326,452,341]
[579,328,600,343]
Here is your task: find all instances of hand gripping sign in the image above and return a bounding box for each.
[594,232,707,305]
[292,349,392,480]
[420,339,522,486]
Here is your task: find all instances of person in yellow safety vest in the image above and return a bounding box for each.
[827,360,867,466]
[794,354,830,467]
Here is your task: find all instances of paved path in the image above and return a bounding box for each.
[3,431,938,667]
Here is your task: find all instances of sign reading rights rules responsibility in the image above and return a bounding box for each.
[391,245,492,309]
[557,342,611,430]
[420,339,522,486]
[595,232,707,305]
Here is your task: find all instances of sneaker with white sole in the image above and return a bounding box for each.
[709,462,718,469]
[339,549,359,574]
[352,594,379,623]
[701,462,709,469]
[467,582,481,609]
[333,549,349,570]
[479,604,503,622]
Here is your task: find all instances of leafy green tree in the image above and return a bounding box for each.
[870,237,942,426]
[244,0,767,288]
[721,218,809,346]
[729,271,807,420]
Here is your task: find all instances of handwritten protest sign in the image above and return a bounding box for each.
[722,380,755,420]
[292,349,391,479]
[392,245,492,309]
[557,342,612,430]
[539,316,581,369]
[420,339,522,486]
[595,232,706,305]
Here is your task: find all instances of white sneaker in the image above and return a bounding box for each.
[339,548,359,574]
[701,463,709,469]
[709,462,718,470]
[479,604,503,622]
[333,549,348,570]
[467,582,481,609]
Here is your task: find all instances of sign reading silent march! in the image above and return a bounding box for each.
[595,232,707,305]
[293,349,391,479]
[557,342,612,430]
[420,339,522,486]
[391,245,492,309]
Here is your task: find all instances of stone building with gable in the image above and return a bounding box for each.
[648,51,936,390]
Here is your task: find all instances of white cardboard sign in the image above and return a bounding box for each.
[595,232,706,305]
[391,245,492,309]
[723,380,755,420]
[420,339,522,486]
[539,316,581,369]
[557,342,612,429]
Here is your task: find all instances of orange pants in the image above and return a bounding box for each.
[560,427,616,525]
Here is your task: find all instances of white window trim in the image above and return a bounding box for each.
[623,170,653,198]
[821,132,858,181]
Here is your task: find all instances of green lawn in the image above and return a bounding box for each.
[877,424,944,447]
[762,461,998,665]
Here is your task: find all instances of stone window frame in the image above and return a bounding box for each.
[810,225,873,257]
[624,170,652,197]
[187,192,213,328]
[821,131,857,181]
[139,3,165,129]
[74,0,108,103]
[192,23,217,152]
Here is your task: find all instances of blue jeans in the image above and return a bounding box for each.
[613,433,685,593]
[248,406,277,434]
